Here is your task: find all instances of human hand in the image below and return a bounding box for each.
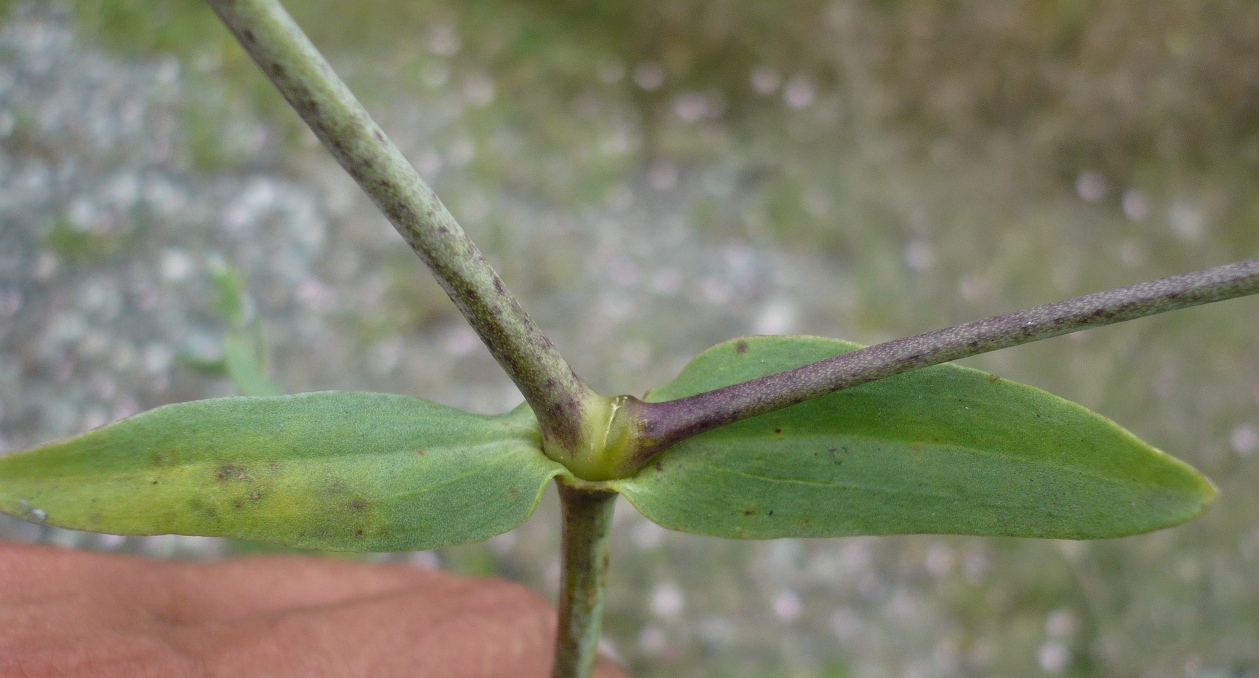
[0,541,629,678]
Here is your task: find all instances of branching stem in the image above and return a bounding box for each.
[553,480,618,678]
[619,258,1259,469]
[204,0,601,452]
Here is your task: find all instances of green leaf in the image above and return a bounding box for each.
[0,393,564,551]
[209,260,247,329]
[612,336,1216,540]
[222,332,282,397]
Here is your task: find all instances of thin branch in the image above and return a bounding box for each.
[203,0,599,450]
[621,258,1259,468]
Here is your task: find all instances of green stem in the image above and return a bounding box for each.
[617,257,1259,470]
[203,0,601,452]
[553,480,618,678]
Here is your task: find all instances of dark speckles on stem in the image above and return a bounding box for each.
[269,62,285,78]
[373,128,386,144]
[241,28,255,44]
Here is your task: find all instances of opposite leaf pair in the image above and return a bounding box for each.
[0,336,1214,549]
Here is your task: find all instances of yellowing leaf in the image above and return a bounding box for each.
[0,393,562,551]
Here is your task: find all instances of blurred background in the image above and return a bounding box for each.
[1,0,1257,676]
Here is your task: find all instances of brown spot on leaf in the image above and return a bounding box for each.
[217,465,248,481]
[190,498,218,520]
[269,463,280,473]
[509,488,521,500]
[743,508,755,516]
[250,490,262,501]
[655,461,664,472]
[349,499,368,512]
[415,449,426,457]
[773,427,784,434]
[355,528,365,537]
[735,340,749,355]
[987,373,1000,382]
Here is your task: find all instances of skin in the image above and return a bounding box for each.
[0,541,629,678]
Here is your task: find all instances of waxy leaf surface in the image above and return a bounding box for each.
[613,336,1215,539]
[0,392,563,551]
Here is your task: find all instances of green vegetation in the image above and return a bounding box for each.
[8,1,1259,677]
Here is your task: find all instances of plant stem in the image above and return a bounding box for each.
[620,258,1259,467]
[203,0,600,451]
[553,480,618,678]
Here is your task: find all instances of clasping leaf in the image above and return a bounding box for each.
[0,392,563,551]
[612,336,1216,540]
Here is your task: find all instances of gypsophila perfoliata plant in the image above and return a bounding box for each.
[3,2,1258,677]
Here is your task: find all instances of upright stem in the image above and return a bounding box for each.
[204,0,601,452]
[553,480,618,678]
